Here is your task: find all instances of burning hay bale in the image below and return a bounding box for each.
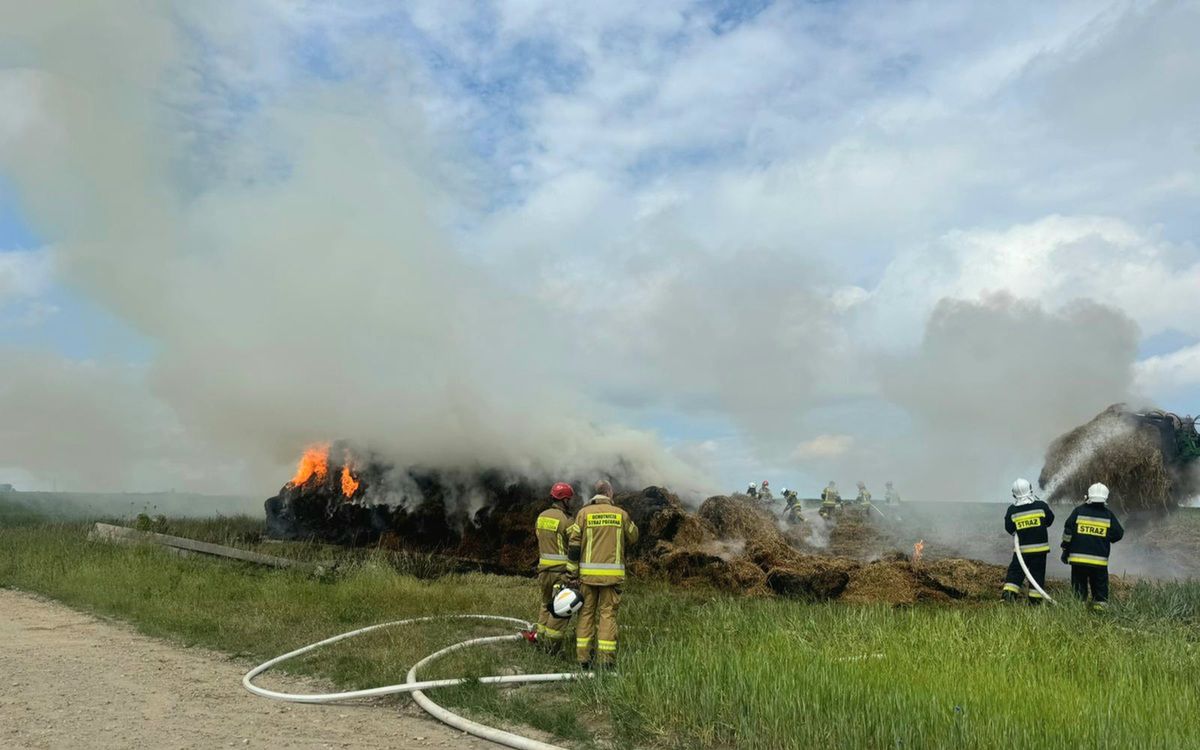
[1039,405,1192,514]
[264,446,1009,604]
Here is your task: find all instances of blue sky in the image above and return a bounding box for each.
[1,1,1198,496]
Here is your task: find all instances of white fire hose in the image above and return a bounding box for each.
[1012,534,1056,604]
[243,614,589,750]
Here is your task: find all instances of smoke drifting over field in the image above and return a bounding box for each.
[870,294,1140,501]
[0,2,702,495]
[0,2,1177,505]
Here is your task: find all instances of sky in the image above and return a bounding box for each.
[0,0,1198,499]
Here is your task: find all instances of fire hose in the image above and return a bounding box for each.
[1012,533,1056,604]
[242,614,590,750]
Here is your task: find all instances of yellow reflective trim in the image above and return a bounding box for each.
[597,640,617,652]
[576,638,592,647]
[1011,510,1045,522]
[1002,583,1021,593]
[1019,544,1051,553]
[1068,554,1108,566]
[580,567,625,577]
[537,516,561,532]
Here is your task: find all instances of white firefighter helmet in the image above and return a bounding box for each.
[551,586,583,618]
[1011,478,1034,503]
[781,487,788,495]
[749,482,756,489]
[1086,483,1110,503]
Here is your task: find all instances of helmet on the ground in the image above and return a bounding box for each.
[1086,483,1110,503]
[550,482,574,501]
[552,586,584,618]
[1011,478,1034,502]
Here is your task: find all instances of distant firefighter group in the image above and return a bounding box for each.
[744,479,901,521]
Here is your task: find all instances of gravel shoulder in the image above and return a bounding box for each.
[0,588,497,749]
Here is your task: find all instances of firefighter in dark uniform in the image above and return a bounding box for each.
[1061,482,1125,611]
[1002,478,1054,604]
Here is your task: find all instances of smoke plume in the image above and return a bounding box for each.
[0,2,703,495]
[872,293,1140,501]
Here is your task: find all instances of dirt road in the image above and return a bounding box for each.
[0,589,499,749]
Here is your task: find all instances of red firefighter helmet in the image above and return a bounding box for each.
[550,482,574,501]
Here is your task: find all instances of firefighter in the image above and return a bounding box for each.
[1001,478,1054,604]
[1061,483,1125,612]
[567,480,639,669]
[759,480,773,503]
[884,481,900,505]
[819,481,840,518]
[856,481,872,506]
[781,488,801,522]
[534,482,577,652]
[746,482,758,499]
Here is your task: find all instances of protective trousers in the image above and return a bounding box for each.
[536,570,570,651]
[1002,552,1047,601]
[576,583,621,665]
[1070,565,1109,610]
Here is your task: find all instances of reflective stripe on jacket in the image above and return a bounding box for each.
[536,506,576,572]
[1061,503,1124,568]
[568,496,639,585]
[1004,500,1054,554]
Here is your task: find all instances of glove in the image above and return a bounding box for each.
[1060,549,1069,565]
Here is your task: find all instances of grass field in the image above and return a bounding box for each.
[2,504,1199,749]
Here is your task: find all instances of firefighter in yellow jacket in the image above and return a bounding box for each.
[567,480,639,668]
[534,482,578,652]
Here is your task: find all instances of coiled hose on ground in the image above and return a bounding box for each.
[243,614,589,750]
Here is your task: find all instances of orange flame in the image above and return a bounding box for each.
[291,444,330,486]
[913,539,926,563]
[341,465,360,498]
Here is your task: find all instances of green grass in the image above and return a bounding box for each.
[1,517,1198,749]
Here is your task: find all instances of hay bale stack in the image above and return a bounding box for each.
[918,558,1005,599]
[698,495,785,542]
[1040,407,1175,513]
[841,561,930,604]
[765,557,857,600]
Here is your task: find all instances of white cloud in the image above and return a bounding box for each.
[1136,344,1200,398]
[0,249,52,303]
[792,434,855,461]
[868,215,1200,349]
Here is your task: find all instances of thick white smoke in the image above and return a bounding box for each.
[868,293,1141,502]
[0,2,1185,508]
[0,2,705,496]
